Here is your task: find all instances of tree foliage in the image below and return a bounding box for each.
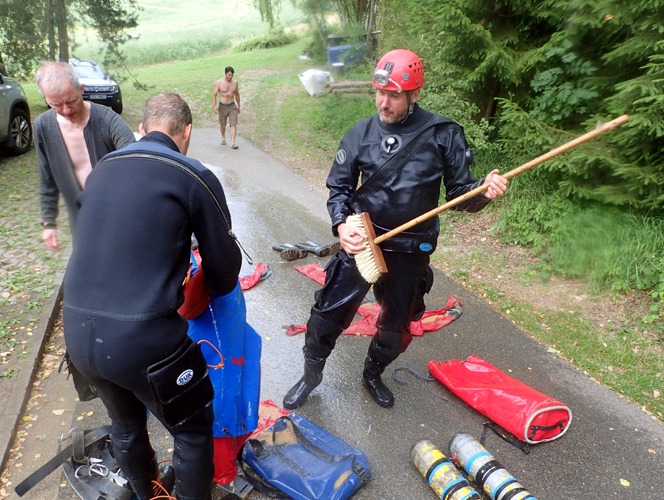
[74,0,139,71]
[253,0,378,36]
[380,0,664,212]
[254,0,376,30]
[253,0,379,63]
[0,0,139,79]
[253,0,283,29]
[379,0,663,310]
[0,0,46,77]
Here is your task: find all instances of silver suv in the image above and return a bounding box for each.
[0,73,32,155]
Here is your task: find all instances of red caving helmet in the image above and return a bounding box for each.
[372,49,424,93]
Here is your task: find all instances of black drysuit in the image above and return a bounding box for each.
[63,132,241,500]
[305,104,491,373]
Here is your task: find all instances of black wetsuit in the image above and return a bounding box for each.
[63,131,241,500]
[305,104,491,372]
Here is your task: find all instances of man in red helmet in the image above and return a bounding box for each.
[283,49,508,409]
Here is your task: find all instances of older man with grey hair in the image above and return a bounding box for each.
[34,61,134,250]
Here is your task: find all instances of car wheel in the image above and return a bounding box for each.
[8,108,32,155]
[112,102,123,114]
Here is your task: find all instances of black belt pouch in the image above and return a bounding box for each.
[147,337,213,427]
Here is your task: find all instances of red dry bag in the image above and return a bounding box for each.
[428,355,572,444]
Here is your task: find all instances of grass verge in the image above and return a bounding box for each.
[435,213,663,420]
[0,150,70,378]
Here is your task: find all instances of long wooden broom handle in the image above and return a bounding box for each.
[373,114,629,245]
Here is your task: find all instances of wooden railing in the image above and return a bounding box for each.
[324,81,373,95]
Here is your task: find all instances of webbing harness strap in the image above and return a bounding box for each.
[480,421,531,455]
[350,116,452,212]
[14,425,112,496]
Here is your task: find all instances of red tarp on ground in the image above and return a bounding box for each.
[240,263,269,290]
[287,262,462,337]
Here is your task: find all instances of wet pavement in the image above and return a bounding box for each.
[3,129,664,499]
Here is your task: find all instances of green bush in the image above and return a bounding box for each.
[497,175,573,251]
[303,32,328,64]
[235,31,297,52]
[312,93,375,140]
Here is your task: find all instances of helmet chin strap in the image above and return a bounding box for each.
[398,91,416,124]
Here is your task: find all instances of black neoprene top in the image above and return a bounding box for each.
[64,131,242,320]
[326,104,490,254]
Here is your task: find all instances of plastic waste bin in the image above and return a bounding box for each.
[298,69,333,97]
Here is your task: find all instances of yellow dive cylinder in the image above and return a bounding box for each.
[411,439,481,500]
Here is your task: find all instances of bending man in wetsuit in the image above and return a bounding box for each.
[63,93,242,500]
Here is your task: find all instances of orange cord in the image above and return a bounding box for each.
[150,459,175,500]
[150,480,175,500]
[197,338,224,369]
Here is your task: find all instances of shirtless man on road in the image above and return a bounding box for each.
[34,61,135,250]
[212,66,241,149]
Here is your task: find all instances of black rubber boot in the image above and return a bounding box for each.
[362,357,394,408]
[157,464,175,498]
[271,243,308,261]
[295,241,341,257]
[129,462,175,500]
[283,358,325,410]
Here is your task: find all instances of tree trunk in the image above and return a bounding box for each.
[55,0,68,62]
[366,0,376,59]
[355,0,368,25]
[483,77,500,121]
[47,0,56,60]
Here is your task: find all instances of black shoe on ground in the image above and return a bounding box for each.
[271,242,301,252]
[259,266,272,281]
[362,373,394,408]
[130,464,174,500]
[214,474,253,499]
[283,371,323,409]
[280,248,308,261]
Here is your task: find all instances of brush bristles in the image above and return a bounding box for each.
[355,249,382,283]
[345,213,364,231]
[346,213,383,283]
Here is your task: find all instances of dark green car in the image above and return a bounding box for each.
[69,58,123,114]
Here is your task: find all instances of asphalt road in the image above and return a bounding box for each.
[4,129,663,500]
